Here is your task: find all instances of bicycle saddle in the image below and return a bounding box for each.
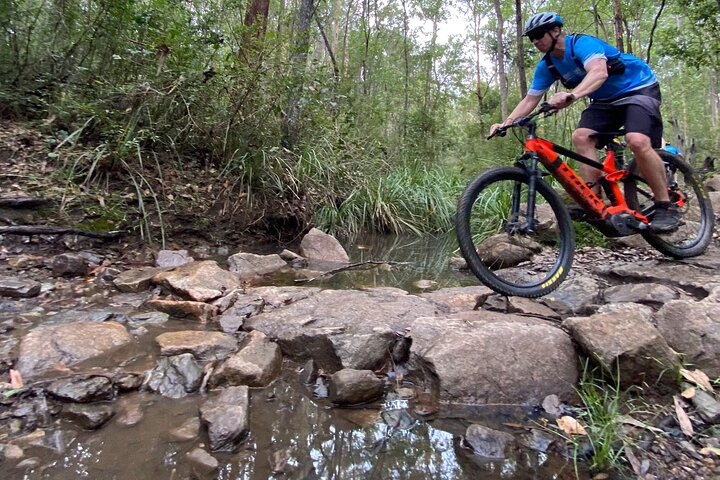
[590,130,626,149]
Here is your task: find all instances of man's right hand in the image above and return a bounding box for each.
[489,123,504,136]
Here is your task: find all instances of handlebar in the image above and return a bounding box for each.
[487,102,558,140]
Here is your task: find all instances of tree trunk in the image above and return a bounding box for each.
[281,0,316,149]
[244,0,270,36]
[711,70,720,146]
[515,0,526,97]
[646,0,666,64]
[471,3,484,124]
[401,0,410,136]
[493,0,507,118]
[612,0,624,52]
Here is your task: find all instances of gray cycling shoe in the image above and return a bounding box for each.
[650,207,682,233]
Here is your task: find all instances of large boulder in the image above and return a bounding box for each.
[475,234,542,270]
[420,286,493,313]
[153,261,240,302]
[328,369,384,405]
[299,228,349,263]
[15,321,132,379]
[409,311,579,404]
[244,289,437,372]
[655,298,720,377]
[564,303,680,389]
[0,276,41,298]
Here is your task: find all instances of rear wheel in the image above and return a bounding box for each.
[455,167,575,297]
[624,150,714,258]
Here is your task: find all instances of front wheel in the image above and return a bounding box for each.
[624,150,714,258]
[455,167,575,297]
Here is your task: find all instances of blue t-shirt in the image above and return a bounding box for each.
[528,34,658,101]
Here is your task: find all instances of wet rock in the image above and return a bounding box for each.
[127,311,170,328]
[244,289,437,372]
[409,311,579,404]
[476,233,542,269]
[94,266,121,287]
[564,303,679,390]
[15,457,41,469]
[449,257,468,270]
[215,293,264,334]
[8,397,59,431]
[210,331,282,388]
[187,447,219,476]
[328,369,384,405]
[299,228,349,263]
[227,252,287,278]
[111,369,140,391]
[62,403,115,429]
[602,283,679,304]
[200,386,250,451]
[46,375,115,402]
[655,299,720,377]
[279,249,307,268]
[15,321,132,379]
[541,274,600,315]
[153,261,240,302]
[2,444,24,461]
[51,253,90,276]
[155,331,237,362]
[420,286,493,313]
[116,400,144,426]
[463,424,514,459]
[155,249,194,268]
[147,353,203,398]
[519,429,556,453]
[246,286,321,311]
[7,254,44,269]
[0,276,41,298]
[170,417,200,441]
[113,267,167,293]
[144,299,216,323]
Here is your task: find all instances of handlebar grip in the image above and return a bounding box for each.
[487,129,507,140]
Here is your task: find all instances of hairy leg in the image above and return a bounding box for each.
[572,127,602,195]
[625,132,670,202]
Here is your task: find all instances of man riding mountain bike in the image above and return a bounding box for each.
[489,12,681,232]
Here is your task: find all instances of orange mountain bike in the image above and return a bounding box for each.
[455,103,714,298]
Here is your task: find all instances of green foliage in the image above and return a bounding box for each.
[569,361,638,474]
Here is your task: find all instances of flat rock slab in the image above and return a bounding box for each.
[227,252,287,278]
[155,331,238,362]
[244,289,438,372]
[114,267,168,293]
[602,283,679,304]
[0,276,41,298]
[540,274,601,316]
[153,261,240,302]
[420,286,493,313]
[599,259,720,294]
[145,299,216,323]
[15,321,132,379]
[409,311,579,404]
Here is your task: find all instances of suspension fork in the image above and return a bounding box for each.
[509,152,540,234]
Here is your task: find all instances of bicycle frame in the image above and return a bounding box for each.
[520,122,650,235]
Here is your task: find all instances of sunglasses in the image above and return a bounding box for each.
[528,31,547,41]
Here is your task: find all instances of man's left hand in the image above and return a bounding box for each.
[548,92,575,109]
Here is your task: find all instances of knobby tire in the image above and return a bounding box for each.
[456,167,575,298]
[625,150,714,258]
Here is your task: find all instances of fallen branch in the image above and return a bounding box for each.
[0,225,125,240]
[294,260,409,283]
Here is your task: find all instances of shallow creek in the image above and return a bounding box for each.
[0,233,590,479]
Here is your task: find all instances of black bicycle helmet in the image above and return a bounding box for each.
[523,12,564,37]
